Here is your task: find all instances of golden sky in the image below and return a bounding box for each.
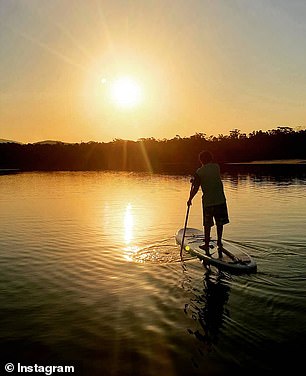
[1,0,306,143]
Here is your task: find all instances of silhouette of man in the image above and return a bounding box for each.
[187,150,229,257]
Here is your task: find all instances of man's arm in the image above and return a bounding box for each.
[187,174,200,206]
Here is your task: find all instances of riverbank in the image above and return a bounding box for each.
[227,159,306,165]
[0,169,20,175]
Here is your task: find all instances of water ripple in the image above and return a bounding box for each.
[1,172,306,374]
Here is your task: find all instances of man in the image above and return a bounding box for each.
[187,150,229,257]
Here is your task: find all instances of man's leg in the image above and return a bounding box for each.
[200,205,213,255]
[216,224,223,245]
[216,224,223,257]
[199,225,211,256]
[205,225,211,247]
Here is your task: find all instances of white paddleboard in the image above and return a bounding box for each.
[176,227,257,273]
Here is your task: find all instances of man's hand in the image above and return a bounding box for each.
[187,199,192,207]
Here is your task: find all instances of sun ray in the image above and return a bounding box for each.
[22,1,95,61]
[94,0,116,55]
[139,140,153,174]
[8,25,87,71]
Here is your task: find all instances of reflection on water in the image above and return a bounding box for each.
[0,171,306,375]
[185,268,231,352]
[124,203,134,245]
[223,163,306,182]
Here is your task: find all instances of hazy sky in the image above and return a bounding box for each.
[1,0,306,143]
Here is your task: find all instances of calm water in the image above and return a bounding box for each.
[1,171,306,375]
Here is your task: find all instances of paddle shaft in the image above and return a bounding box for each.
[180,179,195,259]
[180,204,191,259]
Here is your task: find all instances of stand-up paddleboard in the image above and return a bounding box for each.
[176,227,257,273]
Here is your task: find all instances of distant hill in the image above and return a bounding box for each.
[0,139,72,145]
[33,140,71,145]
[34,140,63,145]
[0,139,21,144]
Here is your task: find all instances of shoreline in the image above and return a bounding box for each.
[226,159,306,165]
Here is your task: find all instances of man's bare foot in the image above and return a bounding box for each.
[199,244,210,256]
[217,242,223,258]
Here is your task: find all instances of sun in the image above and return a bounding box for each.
[110,76,143,109]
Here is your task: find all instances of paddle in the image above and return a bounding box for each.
[180,204,191,260]
[180,179,194,261]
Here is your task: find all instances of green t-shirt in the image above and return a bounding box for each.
[196,163,226,208]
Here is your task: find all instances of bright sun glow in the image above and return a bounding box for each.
[110,76,142,109]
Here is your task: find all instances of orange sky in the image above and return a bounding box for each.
[1,0,306,143]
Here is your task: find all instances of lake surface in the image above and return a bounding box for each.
[1,171,306,375]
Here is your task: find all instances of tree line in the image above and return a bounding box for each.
[1,127,306,175]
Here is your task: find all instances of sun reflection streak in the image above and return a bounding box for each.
[124,203,139,262]
[124,203,133,245]
[123,203,140,262]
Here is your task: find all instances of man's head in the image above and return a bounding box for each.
[199,150,213,164]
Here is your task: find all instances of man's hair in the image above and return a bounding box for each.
[199,150,213,164]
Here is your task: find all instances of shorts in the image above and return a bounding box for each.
[203,202,229,227]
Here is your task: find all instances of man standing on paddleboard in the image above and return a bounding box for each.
[187,150,229,258]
